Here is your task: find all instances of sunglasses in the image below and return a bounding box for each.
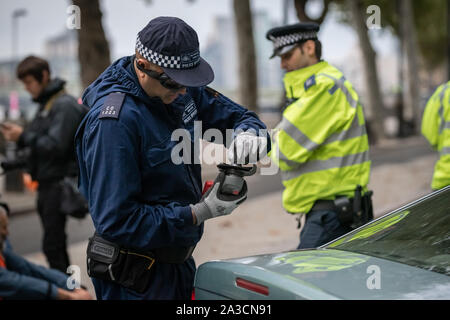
[134,57,185,91]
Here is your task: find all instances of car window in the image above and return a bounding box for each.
[327,187,450,276]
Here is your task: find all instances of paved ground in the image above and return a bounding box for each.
[4,135,440,299]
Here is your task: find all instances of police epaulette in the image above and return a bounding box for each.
[205,86,220,98]
[99,92,125,119]
[304,75,316,91]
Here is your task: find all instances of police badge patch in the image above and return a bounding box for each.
[99,92,125,119]
[180,51,200,69]
[304,75,316,92]
[182,97,198,124]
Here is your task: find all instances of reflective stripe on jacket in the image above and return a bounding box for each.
[271,61,371,214]
[421,81,450,190]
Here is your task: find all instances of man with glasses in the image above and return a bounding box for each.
[266,23,372,249]
[75,16,269,300]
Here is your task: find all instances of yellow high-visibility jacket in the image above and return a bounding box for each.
[421,81,450,190]
[271,61,371,214]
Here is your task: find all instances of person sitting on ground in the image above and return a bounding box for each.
[0,203,92,300]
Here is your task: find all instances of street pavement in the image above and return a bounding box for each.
[4,135,439,299]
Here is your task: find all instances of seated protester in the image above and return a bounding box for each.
[0,203,92,300]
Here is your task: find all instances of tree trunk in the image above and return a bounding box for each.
[399,0,421,134]
[294,0,331,24]
[395,0,406,137]
[347,0,385,143]
[233,0,258,112]
[73,0,111,90]
[447,0,450,84]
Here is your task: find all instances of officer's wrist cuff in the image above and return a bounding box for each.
[181,205,195,226]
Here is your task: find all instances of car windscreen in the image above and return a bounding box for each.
[326,187,450,276]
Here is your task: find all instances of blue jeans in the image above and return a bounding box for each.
[297,210,352,249]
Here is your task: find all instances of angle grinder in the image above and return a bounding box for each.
[202,163,257,201]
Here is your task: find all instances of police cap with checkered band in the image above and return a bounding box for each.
[266,22,320,59]
[136,16,214,87]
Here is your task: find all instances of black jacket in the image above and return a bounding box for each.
[18,78,87,183]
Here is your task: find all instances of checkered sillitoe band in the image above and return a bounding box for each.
[270,31,318,51]
[135,36,200,70]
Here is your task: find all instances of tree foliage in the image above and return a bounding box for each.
[409,0,446,69]
[364,0,447,69]
[332,0,446,68]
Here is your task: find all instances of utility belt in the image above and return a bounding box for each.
[86,233,195,293]
[309,185,374,229]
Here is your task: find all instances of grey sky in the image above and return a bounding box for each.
[0,0,396,63]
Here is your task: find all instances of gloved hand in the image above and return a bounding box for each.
[227,131,267,164]
[190,173,248,226]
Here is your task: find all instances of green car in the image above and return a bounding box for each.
[194,186,450,300]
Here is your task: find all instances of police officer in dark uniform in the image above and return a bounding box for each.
[75,16,270,300]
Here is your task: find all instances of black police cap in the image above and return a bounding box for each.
[266,22,320,58]
[136,16,214,87]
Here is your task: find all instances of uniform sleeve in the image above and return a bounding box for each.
[422,85,444,149]
[81,115,201,251]
[0,248,69,299]
[191,87,271,151]
[275,81,353,164]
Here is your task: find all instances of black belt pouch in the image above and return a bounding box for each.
[86,234,155,293]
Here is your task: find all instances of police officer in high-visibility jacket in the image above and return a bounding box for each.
[266,22,373,249]
[422,81,450,190]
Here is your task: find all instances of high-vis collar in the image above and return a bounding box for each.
[283,61,329,99]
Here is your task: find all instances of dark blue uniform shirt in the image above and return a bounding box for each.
[75,56,269,299]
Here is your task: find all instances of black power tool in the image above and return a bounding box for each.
[217,163,256,196]
[202,163,257,201]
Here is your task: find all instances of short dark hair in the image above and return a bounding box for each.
[298,39,322,61]
[314,39,322,60]
[16,55,50,83]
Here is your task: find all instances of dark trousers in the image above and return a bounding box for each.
[92,257,196,300]
[37,181,70,272]
[297,210,353,249]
